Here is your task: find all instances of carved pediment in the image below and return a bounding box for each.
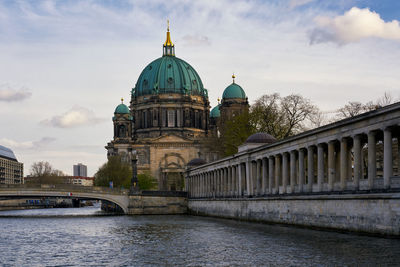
[151,134,192,143]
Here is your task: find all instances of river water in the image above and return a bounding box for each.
[0,206,399,266]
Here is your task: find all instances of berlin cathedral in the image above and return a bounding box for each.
[106,25,249,191]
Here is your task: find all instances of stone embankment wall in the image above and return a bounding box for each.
[188,193,400,236]
[128,195,187,215]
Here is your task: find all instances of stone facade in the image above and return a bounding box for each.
[188,193,400,236]
[106,27,215,191]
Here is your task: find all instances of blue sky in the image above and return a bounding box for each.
[0,0,399,175]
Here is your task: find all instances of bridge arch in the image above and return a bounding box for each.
[0,188,130,214]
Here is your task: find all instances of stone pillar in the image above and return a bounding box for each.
[220,169,223,197]
[298,149,305,193]
[198,175,201,197]
[397,136,400,177]
[220,169,224,197]
[353,135,362,190]
[245,160,252,196]
[256,159,261,196]
[206,172,210,198]
[368,131,376,189]
[213,171,216,198]
[340,138,348,191]
[282,153,289,194]
[188,176,191,198]
[193,176,195,198]
[328,141,336,191]
[275,155,281,194]
[290,151,296,193]
[384,128,393,189]
[317,144,324,192]
[268,157,274,194]
[262,158,268,195]
[238,164,243,197]
[307,146,314,192]
[194,175,199,198]
[231,166,235,197]
[227,167,230,196]
[216,170,219,197]
[209,172,212,198]
[227,167,232,197]
[200,175,203,197]
[221,168,227,197]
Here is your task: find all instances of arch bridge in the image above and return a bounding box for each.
[0,184,130,213]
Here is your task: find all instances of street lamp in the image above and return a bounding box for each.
[130,149,139,194]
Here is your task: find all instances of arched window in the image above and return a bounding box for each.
[118,125,126,137]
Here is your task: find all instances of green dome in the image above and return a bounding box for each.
[133,56,208,98]
[222,83,246,99]
[115,103,130,114]
[210,104,221,118]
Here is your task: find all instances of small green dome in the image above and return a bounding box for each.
[210,104,221,118]
[222,83,246,99]
[115,103,130,114]
[133,56,207,98]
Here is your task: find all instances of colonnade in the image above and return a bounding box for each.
[186,107,400,198]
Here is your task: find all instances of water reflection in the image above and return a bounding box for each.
[0,207,399,266]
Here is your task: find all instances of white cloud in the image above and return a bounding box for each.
[310,7,400,45]
[182,35,211,46]
[40,106,105,128]
[289,0,316,9]
[0,84,32,102]
[0,137,55,150]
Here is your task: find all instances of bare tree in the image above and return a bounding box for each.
[30,161,53,177]
[376,92,394,107]
[250,93,317,139]
[335,92,396,120]
[28,161,65,184]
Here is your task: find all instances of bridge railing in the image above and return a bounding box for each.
[0,184,129,195]
[141,190,188,197]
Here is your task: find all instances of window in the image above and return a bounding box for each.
[168,110,175,127]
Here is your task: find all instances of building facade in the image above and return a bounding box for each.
[0,145,23,184]
[73,163,87,177]
[70,176,94,186]
[106,26,248,191]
